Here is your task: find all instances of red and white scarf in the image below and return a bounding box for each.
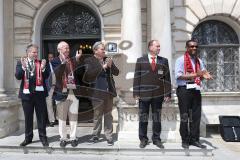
[23,60,44,94]
[184,51,201,85]
[62,58,76,92]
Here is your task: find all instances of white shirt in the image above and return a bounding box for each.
[147,53,157,63]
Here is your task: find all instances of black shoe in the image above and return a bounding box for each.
[71,139,78,147]
[20,139,32,146]
[42,139,49,147]
[182,142,189,149]
[53,120,58,125]
[90,136,99,143]
[139,140,148,148]
[60,140,67,148]
[153,140,164,149]
[190,141,206,148]
[107,139,114,146]
[48,122,55,127]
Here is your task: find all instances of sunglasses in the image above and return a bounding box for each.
[189,45,198,48]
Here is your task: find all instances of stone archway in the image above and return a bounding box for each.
[42,1,102,122]
[42,1,101,59]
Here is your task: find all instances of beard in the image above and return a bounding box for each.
[189,51,197,58]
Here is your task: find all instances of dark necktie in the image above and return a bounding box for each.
[30,60,34,69]
[151,57,156,71]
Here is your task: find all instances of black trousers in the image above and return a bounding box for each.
[176,87,201,143]
[21,93,48,141]
[138,97,164,142]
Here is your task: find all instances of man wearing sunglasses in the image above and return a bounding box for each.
[175,39,212,149]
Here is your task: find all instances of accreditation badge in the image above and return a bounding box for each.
[158,69,163,75]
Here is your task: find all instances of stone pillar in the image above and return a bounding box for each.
[122,0,142,63]
[151,0,172,73]
[0,0,5,95]
[0,0,19,138]
[3,0,14,93]
[118,0,142,142]
[150,0,180,142]
[121,0,142,90]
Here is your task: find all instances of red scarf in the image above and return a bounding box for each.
[23,60,44,94]
[62,58,76,92]
[184,52,201,85]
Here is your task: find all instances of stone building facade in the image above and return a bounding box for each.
[0,0,240,141]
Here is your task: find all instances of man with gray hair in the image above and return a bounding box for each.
[51,41,82,147]
[84,41,119,145]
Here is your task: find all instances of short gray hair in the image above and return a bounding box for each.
[92,41,104,51]
[26,44,38,53]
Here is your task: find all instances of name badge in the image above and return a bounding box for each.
[158,70,163,75]
[186,83,201,90]
[186,83,196,89]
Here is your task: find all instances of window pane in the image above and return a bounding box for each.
[224,63,235,75]
[193,20,239,92]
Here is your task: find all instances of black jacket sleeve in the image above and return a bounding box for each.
[133,58,141,97]
[15,61,25,80]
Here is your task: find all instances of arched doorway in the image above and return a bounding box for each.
[42,2,101,58]
[42,2,101,122]
[192,20,240,92]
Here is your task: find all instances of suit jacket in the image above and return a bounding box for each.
[15,60,49,100]
[133,55,171,99]
[83,56,119,97]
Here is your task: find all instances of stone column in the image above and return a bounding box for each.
[150,0,180,142]
[122,0,142,63]
[151,0,172,73]
[118,0,142,142]
[0,0,19,138]
[0,0,4,95]
[121,0,142,89]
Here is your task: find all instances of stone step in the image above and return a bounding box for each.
[0,126,214,156]
[0,143,213,157]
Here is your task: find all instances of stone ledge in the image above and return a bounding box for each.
[0,126,214,156]
[0,96,20,108]
[0,144,214,156]
[0,100,20,108]
[202,92,240,97]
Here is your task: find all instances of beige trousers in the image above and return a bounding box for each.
[56,90,79,141]
[92,94,113,141]
[46,87,56,123]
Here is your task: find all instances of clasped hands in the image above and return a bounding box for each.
[102,57,113,70]
[196,70,213,80]
[21,57,46,70]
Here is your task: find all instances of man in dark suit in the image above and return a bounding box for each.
[51,41,82,148]
[84,41,119,146]
[133,40,171,148]
[15,44,49,147]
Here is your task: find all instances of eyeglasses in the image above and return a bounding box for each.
[189,45,198,48]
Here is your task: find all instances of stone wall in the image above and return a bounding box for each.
[171,0,240,127]
[172,0,240,60]
[0,96,20,138]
